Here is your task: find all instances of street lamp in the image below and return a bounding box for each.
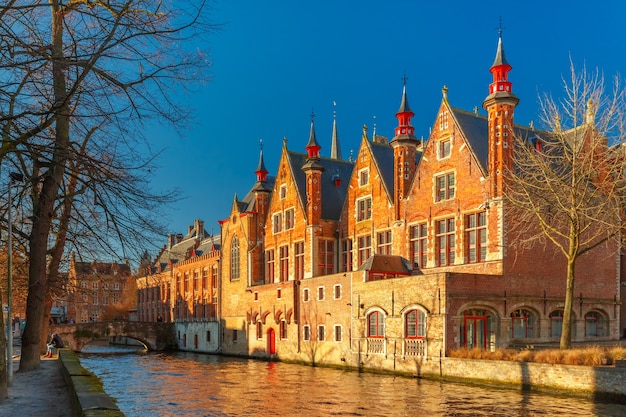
[7,171,23,386]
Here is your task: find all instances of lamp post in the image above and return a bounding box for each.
[7,171,23,386]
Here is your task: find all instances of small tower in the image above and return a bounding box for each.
[302,112,325,227]
[482,29,519,198]
[390,76,420,220]
[252,140,271,216]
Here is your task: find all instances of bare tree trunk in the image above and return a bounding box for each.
[20,1,70,371]
[560,259,576,349]
[0,288,8,400]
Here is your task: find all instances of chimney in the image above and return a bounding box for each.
[168,234,176,250]
[195,219,204,237]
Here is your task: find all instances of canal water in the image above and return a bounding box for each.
[79,346,626,417]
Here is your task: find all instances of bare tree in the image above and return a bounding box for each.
[0,0,215,379]
[505,63,626,349]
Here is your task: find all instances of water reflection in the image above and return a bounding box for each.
[79,348,626,417]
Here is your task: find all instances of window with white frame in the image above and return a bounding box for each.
[280,184,287,199]
[318,240,334,275]
[279,245,289,282]
[438,138,451,159]
[303,325,311,341]
[357,197,372,221]
[273,212,283,233]
[285,208,295,230]
[359,169,369,186]
[439,110,449,131]
[435,172,455,202]
[358,235,372,266]
[410,223,428,268]
[334,325,342,342]
[333,284,341,300]
[294,241,305,280]
[303,288,310,302]
[377,230,392,255]
[436,218,455,266]
[465,211,487,263]
[341,239,353,272]
[318,325,326,341]
[318,286,325,301]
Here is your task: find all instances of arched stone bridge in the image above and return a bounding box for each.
[50,321,177,352]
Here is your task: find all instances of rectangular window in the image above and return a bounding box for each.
[357,197,372,221]
[303,288,310,302]
[318,325,326,342]
[80,281,87,289]
[334,325,342,342]
[341,239,353,272]
[377,230,392,255]
[439,110,449,131]
[193,271,199,292]
[436,218,455,266]
[277,288,282,299]
[103,282,109,290]
[113,283,120,290]
[318,286,325,301]
[359,169,369,186]
[211,266,218,289]
[280,184,287,199]
[334,284,341,300]
[303,325,311,341]
[280,321,288,339]
[318,240,334,275]
[273,213,283,233]
[92,282,98,290]
[202,269,208,291]
[438,139,451,159]
[279,245,289,282]
[465,211,487,263]
[232,329,238,343]
[435,172,455,202]
[358,235,372,266]
[206,330,211,342]
[295,241,305,280]
[285,208,295,230]
[184,273,190,293]
[410,223,428,268]
[266,249,275,283]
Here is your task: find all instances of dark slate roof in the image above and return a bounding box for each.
[74,261,131,276]
[397,85,413,114]
[367,140,395,201]
[287,151,354,221]
[450,106,546,174]
[195,235,221,256]
[240,175,277,213]
[357,254,412,274]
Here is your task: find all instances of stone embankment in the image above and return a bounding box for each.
[58,349,125,417]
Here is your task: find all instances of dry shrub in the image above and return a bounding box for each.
[608,347,626,363]
[533,349,564,365]
[515,349,534,362]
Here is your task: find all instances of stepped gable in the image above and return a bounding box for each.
[287,150,354,221]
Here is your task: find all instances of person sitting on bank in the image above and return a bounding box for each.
[44,333,63,358]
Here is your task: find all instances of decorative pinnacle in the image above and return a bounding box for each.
[497,17,505,37]
[402,71,408,86]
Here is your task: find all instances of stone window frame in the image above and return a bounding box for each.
[356,196,372,222]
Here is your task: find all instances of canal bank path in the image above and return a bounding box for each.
[1,343,73,417]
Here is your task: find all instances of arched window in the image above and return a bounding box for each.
[511,308,536,338]
[231,236,240,281]
[367,311,385,338]
[585,311,606,337]
[460,308,495,351]
[405,309,426,338]
[549,310,563,338]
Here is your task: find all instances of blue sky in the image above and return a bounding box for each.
[147,0,626,239]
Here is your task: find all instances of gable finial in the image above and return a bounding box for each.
[259,138,263,151]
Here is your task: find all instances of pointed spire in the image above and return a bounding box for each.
[392,74,417,141]
[255,139,268,182]
[397,72,413,114]
[305,110,321,159]
[330,102,342,160]
[484,21,517,101]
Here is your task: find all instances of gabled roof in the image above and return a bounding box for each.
[239,175,277,213]
[286,151,354,221]
[74,261,131,276]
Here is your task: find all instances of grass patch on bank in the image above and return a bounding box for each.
[448,346,626,366]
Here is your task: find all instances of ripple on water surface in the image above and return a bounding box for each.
[78,349,626,417]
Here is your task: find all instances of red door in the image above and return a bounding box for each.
[267,328,276,355]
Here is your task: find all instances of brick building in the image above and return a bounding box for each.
[137,34,622,370]
[67,253,131,323]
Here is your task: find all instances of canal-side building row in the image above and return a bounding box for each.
[137,34,622,372]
